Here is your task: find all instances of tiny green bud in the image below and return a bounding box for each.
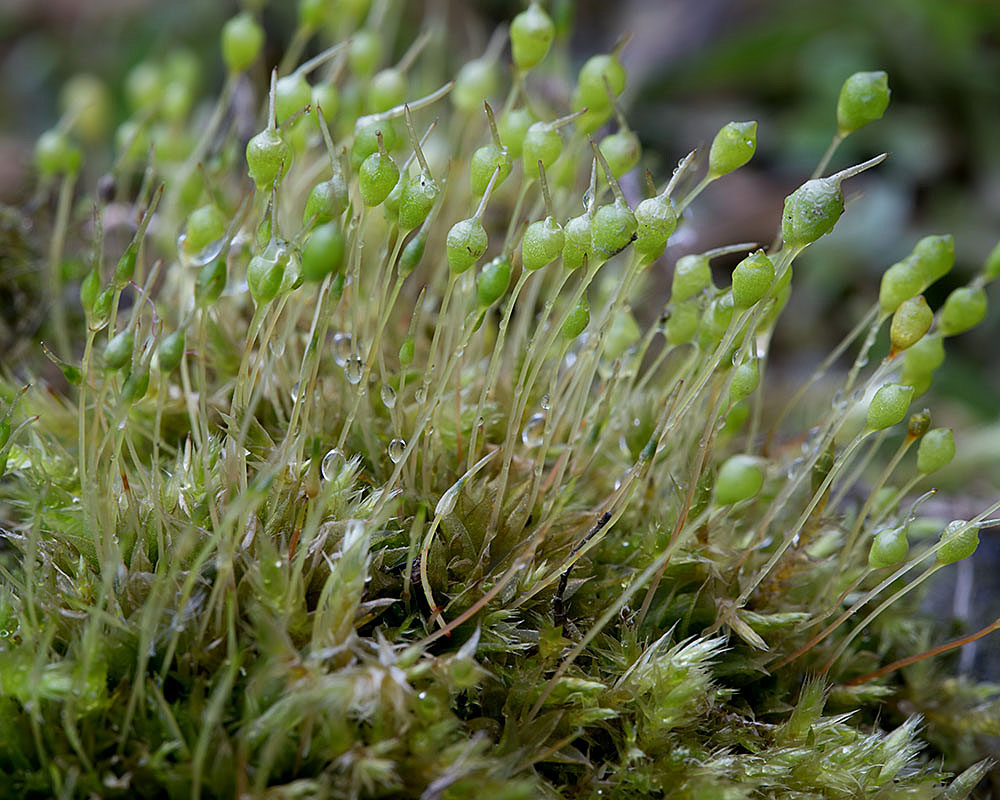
[591,198,637,259]
[562,212,592,271]
[889,295,933,352]
[715,455,764,505]
[184,204,226,254]
[246,128,291,191]
[470,144,512,196]
[866,383,913,430]
[453,59,498,114]
[634,195,677,262]
[731,249,774,308]
[125,61,162,112]
[522,216,565,271]
[221,12,264,73]
[35,129,82,176]
[510,2,555,71]
[446,217,489,274]
[729,360,760,402]
[91,287,114,328]
[936,520,979,566]
[247,245,288,305]
[599,129,641,179]
[781,177,843,248]
[476,255,512,307]
[497,107,535,159]
[302,221,346,282]
[358,139,400,207]
[398,336,415,366]
[917,428,955,474]
[196,257,226,307]
[158,329,186,373]
[672,254,712,302]
[938,286,987,336]
[708,121,757,178]
[104,330,134,371]
[398,173,439,231]
[576,53,626,111]
[868,525,908,569]
[113,245,138,289]
[907,410,931,439]
[836,71,890,136]
[299,0,327,28]
[664,300,700,345]
[561,294,591,339]
[983,239,1000,283]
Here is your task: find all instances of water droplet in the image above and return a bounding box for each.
[332,332,352,367]
[414,386,427,404]
[388,438,406,463]
[436,486,459,517]
[344,356,363,384]
[269,338,285,358]
[190,236,227,268]
[289,381,300,403]
[380,384,397,409]
[540,394,551,410]
[321,448,345,481]
[564,351,577,369]
[521,413,546,447]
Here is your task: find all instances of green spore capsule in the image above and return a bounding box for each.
[453,59,498,114]
[868,525,908,569]
[80,268,100,315]
[938,286,987,336]
[715,455,764,505]
[634,195,677,262]
[446,217,488,274]
[510,2,555,71]
[121,369,150,404]
[604,310,640,360]
[470,143,511,196]
[91,287,115,329]
[358,136,399,207]
[903,332,945,376]
[866,383,913,430]
[398,173,439,231]
[349,30,382,78]
[476,255,512,307]
[158,329,186,373]
[275,72,312,124]
[398,336,415,366]
[571,88,613,135]
[908,410,931,439]
[351,120,399,170]
[221,12,263,73]
[104,330,134,371]
[879,235,955,314]
[729,360,760,402]
[247,243,290,305]
[708,121,757,178]
[303,175,348,227]
[562,212,592,271]
[113,245,138,289]
[837,71,890,137]
[599,128,641,179]
[246,128,291,191]
[184,204,226,254]
[910,234,954,284]
[936,520,980,566]
[399,229,427,276]
[368,68,406,113]
[665,300,700,345]
[731,249,774,308]
[522,216,565,271]
[497,107,535,159]
[672,254,713,302]
[35,129,81,176]
[917,427,955,474]
[781,177,844,248]
[302,221,346,282]
[562,294,591,339]
[522,122,563,172]
[889,295,933,353]
[576,52,626,111]
[699,293,735,347]
[983,239,1000,283]
[196,257,226,307]
[591,197,637,259]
